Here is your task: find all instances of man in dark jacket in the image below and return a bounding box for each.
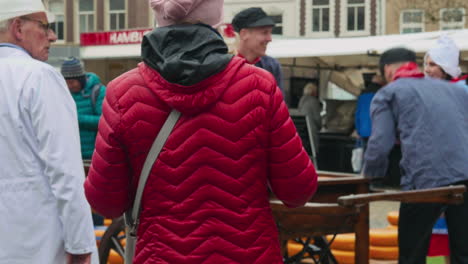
[232,7,284,92]
[363,47,468,264]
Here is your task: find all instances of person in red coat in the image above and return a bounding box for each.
[84,0,318,263]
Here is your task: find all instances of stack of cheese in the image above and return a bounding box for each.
[287,238,314,258]
[94,219,125,264]
[325,210,400,264]
[368,211,399,262]
[327,233,356,264]
[369,228,398,261]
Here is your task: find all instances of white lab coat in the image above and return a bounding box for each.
[0,45,98,263]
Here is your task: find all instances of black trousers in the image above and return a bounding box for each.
[398,181,468,264]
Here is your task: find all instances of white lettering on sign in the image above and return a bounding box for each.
[109,30,152,44]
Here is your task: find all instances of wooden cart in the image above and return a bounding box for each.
[93,170,465,264]
[271,171,370,263]
[272,171,465,264]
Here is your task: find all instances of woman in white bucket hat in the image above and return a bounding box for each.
[424,34,468,90]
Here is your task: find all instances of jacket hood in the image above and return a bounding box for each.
[141,24,232,86]
[139,53,245,116]
[84,72,101,90]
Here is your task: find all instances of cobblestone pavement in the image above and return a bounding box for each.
[369,201,400,228]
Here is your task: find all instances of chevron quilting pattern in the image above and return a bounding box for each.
[85,57,318,263]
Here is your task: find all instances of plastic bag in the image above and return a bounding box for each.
[351,139,364,172]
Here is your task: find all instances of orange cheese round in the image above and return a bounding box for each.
[326,233,355,251]
[370,245,399,260]
[369,228,398,246]
[331,249,355,264]
[108,249,124,264]
[387,211,399,226]
[287,241,303,256]
[104,218,113,226]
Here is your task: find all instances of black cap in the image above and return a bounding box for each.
[379,47,416,77]
[231,7,275,32]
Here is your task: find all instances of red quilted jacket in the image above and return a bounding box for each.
[85,25,317,264]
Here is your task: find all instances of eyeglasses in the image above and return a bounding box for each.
[19,16,53,33]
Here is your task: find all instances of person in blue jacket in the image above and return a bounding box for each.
[355,74,383,141]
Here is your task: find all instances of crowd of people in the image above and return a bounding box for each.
[1,0,468,263]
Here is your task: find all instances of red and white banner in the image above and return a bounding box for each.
[80,29,152,46]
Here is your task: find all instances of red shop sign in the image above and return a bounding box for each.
[81,29,152,46]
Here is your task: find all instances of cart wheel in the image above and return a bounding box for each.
[98,217,126,264]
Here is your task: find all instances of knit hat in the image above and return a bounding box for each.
[231,7,275,32]
[149,0,224,28]
[425,34,462,78]
[379,48,416,77]
[61,57,85,79]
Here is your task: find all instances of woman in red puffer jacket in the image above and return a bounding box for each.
[84,1,318,263]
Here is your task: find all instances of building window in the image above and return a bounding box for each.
[440,8,465,30]
[79,0,95,33]
[109,0,126,30]
[269,14,283,35]
[312,0,330,32]
[346,0,365,31]
[400,9,424,34]
[46,0,65,41]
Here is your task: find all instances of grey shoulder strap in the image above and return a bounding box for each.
[131,109,181,222]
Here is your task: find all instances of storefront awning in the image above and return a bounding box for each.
[80,44,141,59]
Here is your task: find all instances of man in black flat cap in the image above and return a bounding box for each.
[363,47,468,264]
[232,7,284,92]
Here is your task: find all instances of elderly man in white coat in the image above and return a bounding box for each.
[0,1,98,263]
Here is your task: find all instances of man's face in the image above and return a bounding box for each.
[424,55,447,79]
[17,13,57,61]
[384,64,398,83]
[240,26,273,59]
[66,79,82,93]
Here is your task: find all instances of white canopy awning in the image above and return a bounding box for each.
[81,29,468,64]
[266,29,468,68]
[80,30,468,94]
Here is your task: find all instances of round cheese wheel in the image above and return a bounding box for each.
[387,211,399,226]
[370,245,399,260]
[370,228,398,246]
[287,241,303,256]
[326,233,355,251]
[331,249,355,264]
[108,249,124,264]
[104,218,113,226]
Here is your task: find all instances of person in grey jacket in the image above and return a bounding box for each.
[298,82,322,156]
[363,47,468,264]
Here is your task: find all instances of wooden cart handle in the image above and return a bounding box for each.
[338,185,466,207]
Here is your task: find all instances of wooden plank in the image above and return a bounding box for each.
[318,170,369,186]
[338,185,466,207]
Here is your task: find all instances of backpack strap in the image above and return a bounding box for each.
[90,84,101,113]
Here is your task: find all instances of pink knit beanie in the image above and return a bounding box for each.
[150,0,224,28]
